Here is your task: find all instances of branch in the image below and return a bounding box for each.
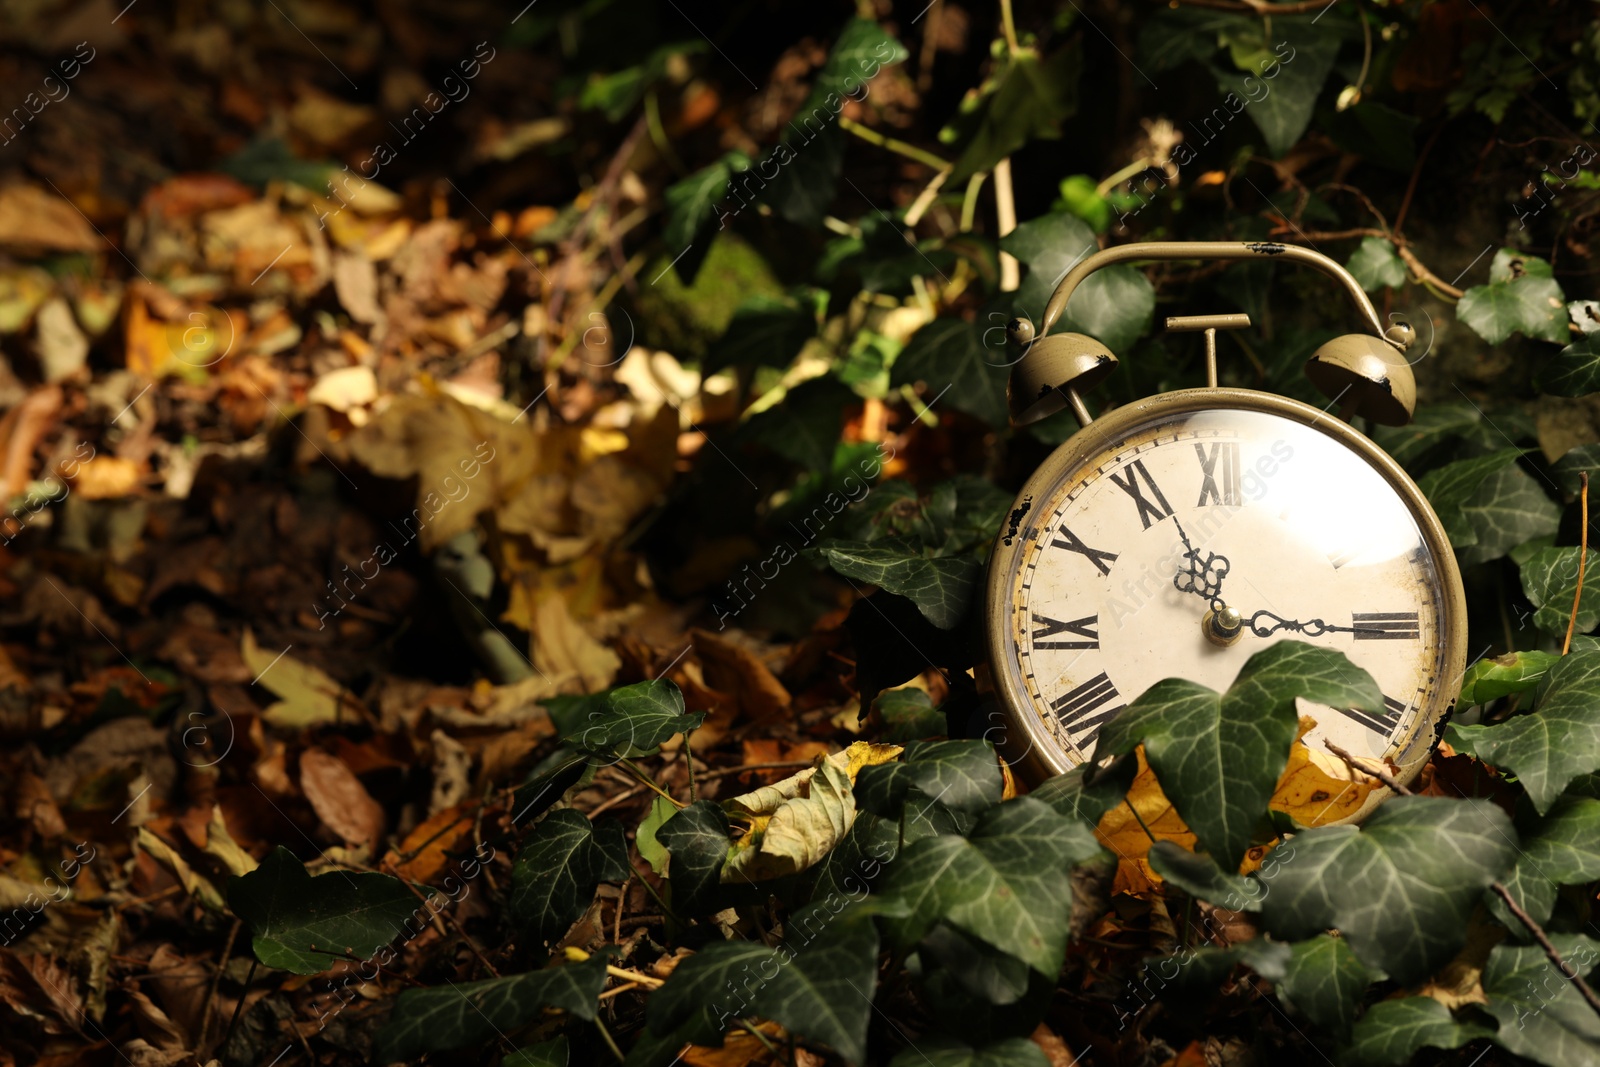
[1325,743,1600,1019]
[1282,227,1465,299]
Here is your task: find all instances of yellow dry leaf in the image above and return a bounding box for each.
[202,805,257,877]
[71,456,142,499]
[691,628,791,721]
[240,628,357,729]
[136,828,224,910]
[1095,748,1197,896]
[1269,718,1379,825]
[530,591,619,694]
[682,1020,786,1066]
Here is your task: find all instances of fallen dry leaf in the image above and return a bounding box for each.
[298,748,385,854]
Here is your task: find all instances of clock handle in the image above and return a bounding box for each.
[1038,241,1385,339]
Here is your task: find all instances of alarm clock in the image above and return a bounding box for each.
[985,241,1466,819]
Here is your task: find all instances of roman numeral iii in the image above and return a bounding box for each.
[1031,613,1100,650]
[1195,441,1241,507]
[1339,694,1408,735]
[1052,525,1118,575]
[1352,612,1420,640]
[1109,458,1174,529]
[1051,672,1124,741]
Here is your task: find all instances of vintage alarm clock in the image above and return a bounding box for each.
[986,241,1466,818]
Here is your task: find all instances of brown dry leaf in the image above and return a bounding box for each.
[0,953,81,1033]
[1095,748,1197,896]
[1269,719,1379,825]
[682,1019,785,1066]
[531,591,620,694]
[201,805,257,877]
[136,828,224,910]
[0,384,62,498]
[14,771,66,840]
[0,184,100,252]
[692,629,791,721]
[1417,910,1503,1010]
[331,252,381,325]
[298,749,384,854]
[388,804,474,884]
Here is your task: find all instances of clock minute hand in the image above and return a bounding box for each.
[1170,514,1231,610]
[1241,610,1381,639]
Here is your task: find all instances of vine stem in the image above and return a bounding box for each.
[999,0,1020,53]
[837,116,950,170]
[1325,743,1600,1019]
[1563,472,1589,655]
[995,157,1019,292]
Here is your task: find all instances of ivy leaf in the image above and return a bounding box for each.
[1519,546,1600,636]
[1276,934,1372,1039]
[1342,997,1493,1067]
[880,797,1101,975]
[646,904,883,1063]
[1001,213,1154,352]
[509,810,630,945]
[856,739,1003,818]
[1457,463,1561,566]
[741,377,855,472]
[874,688,946,742]
[1346,237,1408,292]
[941,44,1081,184]
[1257,796,1519,984]
[888,1038,1051,1067]
[563,679,705,756]
[1537,336,1600,397]
[1457,248,1569,345]
[1459,649,1561,706]
[1450,651,1600,814]
[1492,796,1600,926]
[1553,442,1600,493]
[505,1037,568,1067]
[226,847,422,975]
[655,800,729,915]
[1572,299,1600,336]
[815,539,979,628]
[1482,935,1600,1067]
[661,153,748,285]
[1211,22,1340,157]
[1029,752,1138,828]
[705,295,816,374]
[1415,448,1526,547]
[890,316,1010,428]
[919,923,1032,1005]
[1370,402,1482,469]
[374,956,608,1061]
[634,795,675,876]
[1147,841,1260,910]
[800,809,899,902]
[1093,642,1383,868]
[798,17,908,115]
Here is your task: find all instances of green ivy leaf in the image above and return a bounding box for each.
[890,317,1010,428]
[661,153,749,285]
[1054,174,1111,233]
[1459,649,1561,706]
[1458,463,1562,566]
[1415,448,1526,547]
[888,1037,1051,1067]
[1538,337,1600,397]
[226,847,422,975]
[795,17,909,118]
[1450,651,1600,814]
[563,679,705,756]
[654,800,729,915]
[1492,796,1600,926]
[505,1036,569,1067]
[942,44,1081,184]
[800,809,898,902]
[880,797,1101,975]
[874,688,946,742]
[374,956,607,1061]
[1147,841,1259,909]
[1277,934,1372,1039]
[1342,996,1493,1067]
[855,739,1003,818]
[1370,402,1482,469]
[635,795,675,876]
[1518,546,1600,636]
[1553,442,1600,493]
[1029,752,1138,828]
[1457,248,1569,345]
[1210,23,1340,157]
[705,295,816,374]
[741,377,855,472]
[919,923,1033,1005]
[509,810,630,945]
[646,903,883,1063]
[1482,935,1600,1067]
[815,539,979,628]
[1346,237,1408,293]
[1257,796,1519,984]
[1094,642,1383,868]
[1002,212,1154,352]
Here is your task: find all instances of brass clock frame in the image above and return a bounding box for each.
[985,390,1468,824]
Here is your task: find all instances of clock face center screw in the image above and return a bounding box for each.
[1203,604,1244,647]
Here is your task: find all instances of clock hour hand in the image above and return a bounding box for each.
[1240,610,1383,639]
[1171,514,1231,611]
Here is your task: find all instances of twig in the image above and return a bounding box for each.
[1565,472,1590,655]
[383,860,499,978]
[737,1020,793,1066]
[837,116,950,171]
[606,964,664,988]
[1394,123,1445,236]
[614,875,631,944]
[220,957,258,1053]
[590,783,648,817]
[1285,227,1464,299]
[196,919,240,1052]
[1325,742,1600,1018]
[617,757,685,807]
[596,1016,626,1063]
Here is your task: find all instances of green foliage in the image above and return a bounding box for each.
[1415,448,1526,547]
[1276,934,1372,1039]
[1459,649,1561,705]
[1094,642,1383,867]
[1001,212,1155,351]
[705,294,818,375]
[1481,936,1600,1066]
[226,847,422,975]
[815,540,978,628]
[942,42,1081,184]
[562,678,706,756]
[1257,797,1519,984]
[1457,463,1562,566]
[654,799,730,913]
[889,1038,1051,1067]
[505,1037,569,1067]
[1456,249,1569,345]
[1346,237,1407,292]
[1343,997,1493,1067]
[1518,547,1600,636]
[873,688,946,742]
[375,956,608,1060]
[890,316,1010,428]
[1492,796,1600,926]
[509,809,631,945]
[1538,336,1600,397]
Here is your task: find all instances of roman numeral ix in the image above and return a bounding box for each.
[1051,672,1125,741]
[1108,458,1174,529]
[1195,441,1241,507]
[1339,694,1408,736]
[1352,612,1420,640]
[1052,525,1118,576]
[1031,613,1100,650]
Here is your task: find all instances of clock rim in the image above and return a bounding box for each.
[984,386,1467,824]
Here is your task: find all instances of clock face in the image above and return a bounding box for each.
[992,399,1456,778]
